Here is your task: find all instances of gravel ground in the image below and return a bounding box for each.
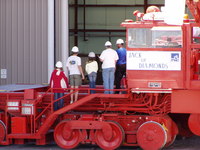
[164,136,200,150]
[0,136,200,150]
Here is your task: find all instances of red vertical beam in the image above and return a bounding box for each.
[186,0,200,23]
[144,0,148,13]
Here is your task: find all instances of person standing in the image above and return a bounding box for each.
[99,41,119,94]
[85,52,98,94]
[66,46,84,103]
[115,39,127,94]
[50,61,69,111]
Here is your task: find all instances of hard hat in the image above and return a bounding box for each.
[55,61,63,68]
[116,39,124,45]
[71,46,79,52]
[88,52,95,57]
[146,6,160,13]
[105,41,112,46]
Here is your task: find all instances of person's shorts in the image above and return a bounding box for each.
[69,74,82,86]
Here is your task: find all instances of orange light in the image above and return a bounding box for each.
[183,14,189,23]
[183,14,189,20]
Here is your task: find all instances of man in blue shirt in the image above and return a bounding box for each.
[115,39,126,94]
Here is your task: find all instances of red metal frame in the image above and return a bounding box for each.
[0,86,174,149]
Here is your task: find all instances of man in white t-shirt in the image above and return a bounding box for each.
[99,41,119,94]
[66,46,84,103]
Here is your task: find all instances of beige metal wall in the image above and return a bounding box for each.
[55,0,63,62]
[0,0,48,85]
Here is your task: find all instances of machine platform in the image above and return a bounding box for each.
[0,84,48,92]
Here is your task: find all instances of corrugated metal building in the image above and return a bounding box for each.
[0,0,67,85]
[0,0,49,85]
[0,0,166,85]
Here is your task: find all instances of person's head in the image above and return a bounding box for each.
[71,46,79,55]
[116,39,124,48]
[88,52,96,62]
[55,61,63,70]
[105,41,112,48]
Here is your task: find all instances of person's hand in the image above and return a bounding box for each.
[82,75,85,80]
[65,89,70,92]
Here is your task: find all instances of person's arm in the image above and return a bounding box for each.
[49,71,54,87]
[99,51,104,62]
[77,57,84,80]
[78,65,85,80]
[62,72,69,88]
[115,51,119,63]
[85,63,89,74]
[94,61,98,72]
[66,58,70,74]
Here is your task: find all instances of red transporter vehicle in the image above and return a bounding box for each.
[1,1,200,150]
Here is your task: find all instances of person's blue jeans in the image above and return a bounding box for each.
[54,93,64,111]
[102,68,115,94]
[88,72,97,94]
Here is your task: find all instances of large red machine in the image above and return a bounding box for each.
[1,0,200,150]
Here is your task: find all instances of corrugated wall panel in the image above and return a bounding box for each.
[5,0,12,84]
[18,0,25,83]
[0,0,6,85]
[0,0,48,85]
[36,0,42,83]
[29,0,36,84]
[24,0,31,83]
[55,0,60,62]
[11,0,19,84]
[41,0,48,83]
[55,0,62,62]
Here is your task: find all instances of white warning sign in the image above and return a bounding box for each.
[127,51,181,71]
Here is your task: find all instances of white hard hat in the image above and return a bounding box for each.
[105,41,112,46]
[116,39,124,44]
[55,61,63,68]
[71,46,79,52]
[88,52,95,57]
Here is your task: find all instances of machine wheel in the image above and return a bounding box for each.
[54,120,81,149]
[165,134,176,147]
[165,120,178,148]
[95,121,124,150]
[0,120,6,143]
[188,113,200,136]
[137,121,167,150]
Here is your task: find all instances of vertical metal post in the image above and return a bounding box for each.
[61,0,69,75]
[109,32,111,41]
[48,0,55,82]
[74,0,78,46]
[83,0,86,41]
